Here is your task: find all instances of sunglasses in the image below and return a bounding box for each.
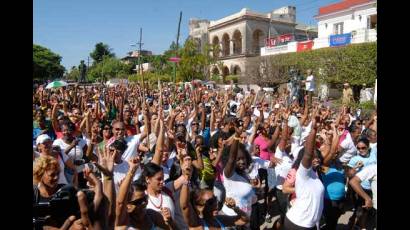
[356,146,367,150]
[129,195,148,206]
[114,128,125,131]
[103,127,111,130]
[191,122,199,126]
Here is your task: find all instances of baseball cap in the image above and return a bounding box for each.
[36,134,51,145]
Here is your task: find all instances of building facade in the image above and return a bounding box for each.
[313,0,377,49]
[189,6,318,81]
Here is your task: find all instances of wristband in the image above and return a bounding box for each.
[103,175,113,180]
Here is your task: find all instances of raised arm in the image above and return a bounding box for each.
[224,136,240,178]
[151,115,165,165]
[301,110,318,169]
[115,157,140,227]
[323,124,341,167]
[97,146,116,228]
[210,105,216,133]
[51,102,61,132]
[211,137,225,167]
[267,113,282,149]
[179,169,200,227]
[278,111,290,152]
[192,145,204,171]
[299,99,310,125]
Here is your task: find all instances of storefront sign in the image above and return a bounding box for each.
[266,34,294,47]
[297,40,314,52]
[329,33,351,47]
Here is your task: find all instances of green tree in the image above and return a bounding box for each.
[66,66,80,81]
[90,42,115,64]
[177,38,216,82]
[245,42,376,87]
[87,56,130,82]
[33,44,65,79]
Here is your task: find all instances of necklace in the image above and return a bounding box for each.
[148,192,163,209]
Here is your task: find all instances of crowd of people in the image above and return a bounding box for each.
[33,72,377,230]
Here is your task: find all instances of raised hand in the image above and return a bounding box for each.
[127,156,140,170]
[76,191,94,230]
[161,207,172,223]
[225,197,236,209]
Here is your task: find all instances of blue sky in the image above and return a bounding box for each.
[34,0,340,70]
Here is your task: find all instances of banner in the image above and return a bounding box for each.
[266,34,294,47]
[297,40,314,52]
[329,33,351,47]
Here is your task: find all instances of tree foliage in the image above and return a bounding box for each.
[87,56,132,82]
[245,42,376,86]
[66,66,80,81]
[90,42,115,64]
[177,38,218,82]
[33,44,65,79]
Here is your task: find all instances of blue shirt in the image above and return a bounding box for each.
[202,127,211,146]
[348,151,377,190]
[322,165,345,200]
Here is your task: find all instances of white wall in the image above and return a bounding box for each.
[316,4,377,38]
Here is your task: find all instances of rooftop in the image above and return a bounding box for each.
[317,0,375,17]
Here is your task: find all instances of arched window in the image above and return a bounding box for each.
[222,33,230,56]
[212,36,220,58]
[232,30,242,55]
[233,65,241,75]
[252,29,265,55]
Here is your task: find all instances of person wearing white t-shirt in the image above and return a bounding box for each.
[285,118,324,230]
[35,134,76,185]
[338,124,362,164]
[143,162,176,220]
[52,122,88,186]
[99,139,142,193]
[349,164,377,229]
[304,69,315,106]
[272,118,294,221]
[222,138,256,218]
[110,121,147,162]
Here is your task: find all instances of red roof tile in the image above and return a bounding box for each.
[317,0,373,16]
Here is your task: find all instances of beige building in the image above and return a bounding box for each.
[189,6,317,82]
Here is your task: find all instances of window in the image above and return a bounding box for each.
[333,22,344,35]
[367,15,377,29]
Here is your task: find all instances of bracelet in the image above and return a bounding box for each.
[103,175,113,180]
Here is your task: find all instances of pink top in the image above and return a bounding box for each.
[254,135,272,161]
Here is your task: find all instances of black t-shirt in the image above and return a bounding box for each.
[33,184,66,204]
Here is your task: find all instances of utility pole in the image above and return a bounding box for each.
[132,28,144,88]
[173,11,182,83]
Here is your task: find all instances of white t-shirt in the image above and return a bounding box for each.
[339,132,357,163]
[274,147,293,190]
[305,75,315,92]
[222,171,256,217]
[146,191,175,220]
[253,108,269,119]
[248,156,271,179]
[53,138,87,173]
[122,134,142,161]
[356,164,377,210]
[286,164,325,228]
[300,122,312,143]
[109,160,142,193]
